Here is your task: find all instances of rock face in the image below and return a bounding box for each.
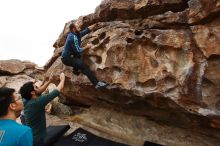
[0,60,43,92]
[2,75,33,91]
[71,106,220,146]
[0,60,36,75]
[46,0,220,143]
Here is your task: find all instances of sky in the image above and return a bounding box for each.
[0,0,102,67]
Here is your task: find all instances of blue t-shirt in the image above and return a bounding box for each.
[0,119,33,146]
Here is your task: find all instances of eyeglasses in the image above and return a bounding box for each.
[12,94,22,103]
[14,95,22,102]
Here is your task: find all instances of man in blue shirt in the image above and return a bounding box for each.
[61,23,108,89]
[0,87,33,146]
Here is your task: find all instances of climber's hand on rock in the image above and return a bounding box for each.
[84,44,93,50]
[96,23,106,29]
[44,76,49,82]
[60,72,65,81]
[48,74,55,83]
[89,23,99,31]
[56,73,65,91]
[31,79,37,84]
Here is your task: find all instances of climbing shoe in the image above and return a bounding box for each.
[95,81,108,89]
[72,69,80,76]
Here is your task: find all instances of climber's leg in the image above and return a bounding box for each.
[73,58,99,86]
[61,57,108,88]
[61,57,80,75]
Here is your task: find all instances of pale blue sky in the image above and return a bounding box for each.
[0,0,102,66]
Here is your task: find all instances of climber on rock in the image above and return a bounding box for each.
[61,22,108,89]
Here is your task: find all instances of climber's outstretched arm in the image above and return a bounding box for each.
[56,73,65,92]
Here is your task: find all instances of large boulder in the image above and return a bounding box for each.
[0,60,26,75]
[72,106,220,146]
[4,75,33,91]
[0,60,36,75]
[0,59,43,91]
[0,76,8,88]
[53,0,188,48]
[148,0,220,24]
[46,0,220,142]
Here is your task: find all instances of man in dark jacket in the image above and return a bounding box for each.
[19,73,65,146]
[61,23,108,89]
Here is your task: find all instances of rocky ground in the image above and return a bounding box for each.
[45,108,220,146]
[16,106,220,146]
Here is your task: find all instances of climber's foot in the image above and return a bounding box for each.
[95,81,109,89]
[73,69,80,76]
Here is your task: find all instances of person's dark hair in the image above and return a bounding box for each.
[19,81,34,100]
[0,87,15,117]
[69,23,76,32]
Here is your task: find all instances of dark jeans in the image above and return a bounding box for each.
[61,57,98,85]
